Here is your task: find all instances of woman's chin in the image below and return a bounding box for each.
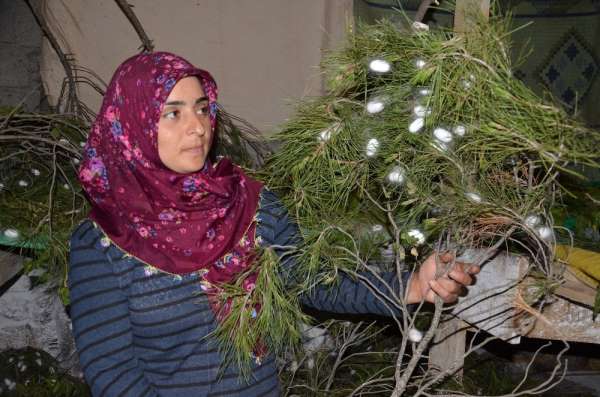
[171,160,206,174]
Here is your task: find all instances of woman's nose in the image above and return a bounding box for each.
[187,114,205,136]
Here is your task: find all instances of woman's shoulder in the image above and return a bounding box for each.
[69,219,126,262]
[70,219,103,246]
[68,219,140,285]
[256,188,301,247]
[256,188,292,230]
[258,188,287,216]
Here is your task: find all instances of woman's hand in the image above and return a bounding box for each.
[406,252,480,304]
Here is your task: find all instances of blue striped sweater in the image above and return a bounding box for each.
[68,189,409,396]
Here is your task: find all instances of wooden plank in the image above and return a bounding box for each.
[452,252,528,343]
[451,250,600,344]
[429,250,600,380]
[515,294,600,345]
[429,316,467,378]
[0,250,24,289]
[454,0,490,34]
[554,268,597,307]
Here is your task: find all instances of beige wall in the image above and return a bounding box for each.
[39,0,352,134]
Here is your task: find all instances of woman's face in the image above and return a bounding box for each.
[157,76,213,173]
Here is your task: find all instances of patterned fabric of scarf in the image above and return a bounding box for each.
[78,52,263,291]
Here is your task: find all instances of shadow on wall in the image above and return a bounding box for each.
[0,0,46,111]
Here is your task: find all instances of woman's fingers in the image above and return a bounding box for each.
[448,267,472,286]
[427,264,479,303]
[427,279,459,303]
[440,277,464,294]
[445,260,480,284]
[438,252,455,263]
[438,253,480,276]
[465,264,480,275]
[422,252,481,303]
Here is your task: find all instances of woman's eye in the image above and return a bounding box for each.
[163,110,179,120]
[197,105,209,116]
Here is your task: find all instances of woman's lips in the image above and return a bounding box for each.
[182,146,203,154]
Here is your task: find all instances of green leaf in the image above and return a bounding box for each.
[50,127,62,140]
[410,67,436,85]
[59,286,70,306]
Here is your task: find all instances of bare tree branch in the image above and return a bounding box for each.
[113,0,154,52]
[414,0,437,23]
[23,0,82,117]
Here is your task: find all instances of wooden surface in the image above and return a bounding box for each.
[452,251,528,344]
[516,294,600,345]
[429,316,467,378]
[431,253,600,378]
[451,252,600,344]
[554,268,597,307]
[428,251,527,375]
[454,0,490,34]
[0,250,23,289]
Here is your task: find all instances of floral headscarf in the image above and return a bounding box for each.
[79,52,263,280]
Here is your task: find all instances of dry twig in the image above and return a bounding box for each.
[113,0,154,52]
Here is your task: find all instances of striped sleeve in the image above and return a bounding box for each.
[257,189,409,317]
[68,221,159,397]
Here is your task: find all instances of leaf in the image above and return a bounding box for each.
[410,67,435,85]
[401,198,419,206]
[50,127,62,140]
[59,286,70,306]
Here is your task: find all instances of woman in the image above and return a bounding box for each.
[69,52,478,396]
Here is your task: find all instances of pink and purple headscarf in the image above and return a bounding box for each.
[78,52,263,281]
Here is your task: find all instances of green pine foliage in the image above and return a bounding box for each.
[210,246,309,378]
[263,12,600,287]
[0,348,90,397]
[0,110,88,303]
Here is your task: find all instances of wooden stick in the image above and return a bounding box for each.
[113,0,154,52]
[454,0,490,34]
[414,0,436,23]
[23,0,82,116]
[0,251,23,291]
